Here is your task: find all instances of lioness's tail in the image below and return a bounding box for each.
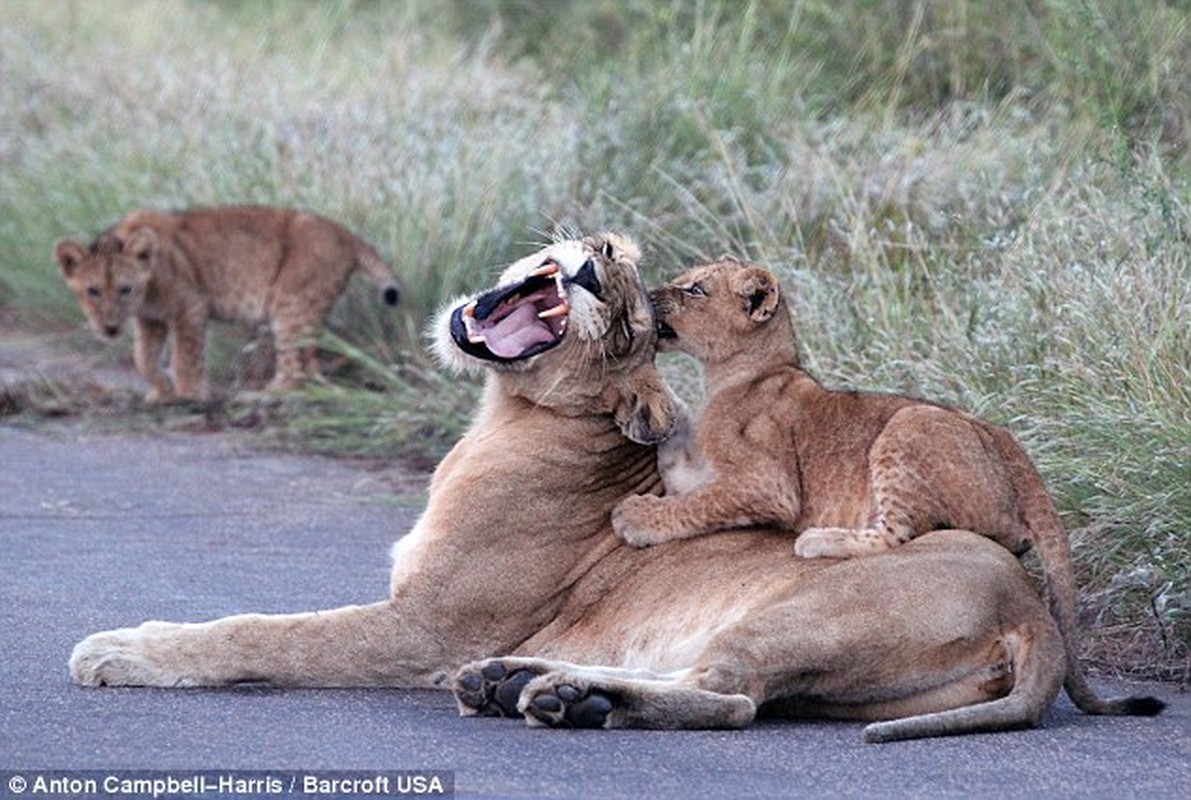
[354,242,400,307]
[864,618,1066,743]
[993,427,1166,718]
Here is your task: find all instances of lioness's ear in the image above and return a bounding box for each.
[54,240,86,277]
[732,267,780,324]
[123,227,158,267]
[607,364,679,445]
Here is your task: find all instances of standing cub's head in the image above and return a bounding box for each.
[650,258,797,366]
[54,228,158,339]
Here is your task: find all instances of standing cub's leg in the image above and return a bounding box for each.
[168,310,209,400]
[794,405,1030,559]
[265,245,353,391]
[132,318,173,402]
[268,318,319,391]
[266,293,337,391]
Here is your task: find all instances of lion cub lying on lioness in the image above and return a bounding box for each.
[55,205,400,401]
[613,257,1156,718]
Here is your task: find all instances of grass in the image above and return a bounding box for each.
[1,0,1187,679]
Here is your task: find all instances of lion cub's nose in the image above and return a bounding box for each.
[103,325,120,337]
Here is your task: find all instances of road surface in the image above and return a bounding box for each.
[1,425,1187,799]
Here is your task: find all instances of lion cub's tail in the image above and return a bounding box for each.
[996,429,1166,718]
[354,242,401,307]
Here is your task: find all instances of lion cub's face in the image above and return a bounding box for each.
[650,259,782,364]
[433,233,677,443]
[54,230,157,339]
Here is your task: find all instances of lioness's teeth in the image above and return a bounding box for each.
[530,263,560,277]
[538,304,569,320]
[461,301,484,342]
[554,272,566,297]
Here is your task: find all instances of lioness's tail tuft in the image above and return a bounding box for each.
[1068,688,1167,717]
[1122,695,1166,716]
[1063,672,1169,717]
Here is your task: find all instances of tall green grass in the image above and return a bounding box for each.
[1,0,1187,675]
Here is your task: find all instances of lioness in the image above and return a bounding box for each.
[612,257,1164,720]
[69,235,1162,742]
[54,206,400,400]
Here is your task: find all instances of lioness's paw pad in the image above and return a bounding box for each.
[453,659,544,718]
[520,679,615,729]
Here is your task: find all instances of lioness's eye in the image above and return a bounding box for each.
[601,241,615,260]
[86,286,101,299]
[682,283,706,297]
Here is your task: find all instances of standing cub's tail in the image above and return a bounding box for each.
[354,242,400,306]
[995,427,1166,718]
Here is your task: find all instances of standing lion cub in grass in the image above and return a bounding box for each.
[55,205,400,401]
[613,257,1164,719]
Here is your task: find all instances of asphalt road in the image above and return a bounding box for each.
[1,424,1187,799]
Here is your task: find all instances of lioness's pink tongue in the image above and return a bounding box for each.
[485,304,555,358]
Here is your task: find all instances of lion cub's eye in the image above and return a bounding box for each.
[86,286,101,299]
[118,285,133,298]
[681,282,706,297]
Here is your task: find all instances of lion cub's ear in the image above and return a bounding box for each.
[731,266,780,324]
[123,227,158,269]
[54,240,87,277]
[606,363,679,445]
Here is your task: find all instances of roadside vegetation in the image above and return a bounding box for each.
[1,0,1186,679]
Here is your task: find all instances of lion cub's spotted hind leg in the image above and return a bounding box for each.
[795,405,1034,560]
[794,472,924,558]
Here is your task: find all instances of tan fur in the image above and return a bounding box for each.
[68,236,1160,741]
[613,258,1163,718]
[54,206,399,400]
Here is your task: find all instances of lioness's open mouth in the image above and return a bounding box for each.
[446,262,564,362]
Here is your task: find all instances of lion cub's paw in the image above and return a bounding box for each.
[794,527,886,559]
[453,658,549,718]
[519,675,615,729]
[611,494,674,548]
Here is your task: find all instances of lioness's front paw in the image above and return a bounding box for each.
[611,495,671,548]
[69,622,191,687]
